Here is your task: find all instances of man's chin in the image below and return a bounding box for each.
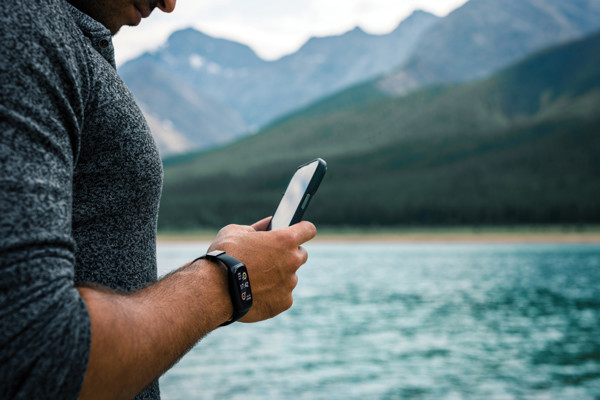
[113,20,142,35]
[111,23,129,36]
[108,19,132,36]
[105,22,121,36]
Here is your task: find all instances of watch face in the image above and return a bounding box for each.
[232,265,252,309]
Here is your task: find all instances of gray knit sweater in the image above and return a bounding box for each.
[0,1,163,399]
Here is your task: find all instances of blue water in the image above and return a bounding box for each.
[156,243,600,399]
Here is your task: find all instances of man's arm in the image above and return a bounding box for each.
[0,5,315,397]
[77,220,316,400]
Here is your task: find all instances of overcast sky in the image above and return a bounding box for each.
[113,0,469,65]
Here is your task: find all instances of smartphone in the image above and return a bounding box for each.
[267,158,327,230]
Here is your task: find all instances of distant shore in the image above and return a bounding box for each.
[157,225,600,244]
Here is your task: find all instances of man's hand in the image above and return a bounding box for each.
[207,217,317,323]
[76,218,315,399]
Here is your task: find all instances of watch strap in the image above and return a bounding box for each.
[194,250,252,326]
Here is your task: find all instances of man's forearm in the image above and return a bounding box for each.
[75,219,317,399]
[77,259,232,400]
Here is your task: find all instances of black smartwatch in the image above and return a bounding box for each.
[195,250,253,326]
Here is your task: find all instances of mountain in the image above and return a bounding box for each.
[379,0,600,94]
[119,30,258,156]
[243,10,440,129]
[158,31,600,229]
[120,0,600,157]
[118,11,440,155]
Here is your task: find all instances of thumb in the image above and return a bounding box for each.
[287,221,317,245]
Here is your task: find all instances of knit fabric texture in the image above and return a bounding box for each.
[0,0,163,398]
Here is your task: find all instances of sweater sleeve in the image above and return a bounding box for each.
[0,3,91,399]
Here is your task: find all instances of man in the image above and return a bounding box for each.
[0,0,316,399]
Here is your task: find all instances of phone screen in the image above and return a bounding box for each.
[269,161,320,230]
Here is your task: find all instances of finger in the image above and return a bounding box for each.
[223,223,255,233]
[297,245,308,266]
[251,216,272,231]
[290,272,299,289]
[287,221,317,244]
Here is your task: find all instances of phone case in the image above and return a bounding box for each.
[267,158,327,230]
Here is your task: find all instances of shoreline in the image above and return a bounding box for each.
[312,233,600,244]
[157,226,600,244]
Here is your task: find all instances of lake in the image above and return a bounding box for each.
[156,242,600,399]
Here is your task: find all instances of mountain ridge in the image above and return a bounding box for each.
[119,10,440,155]
[378,0,600,95]
[120,0,600,157]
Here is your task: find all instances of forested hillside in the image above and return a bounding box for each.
[158,32,600,230]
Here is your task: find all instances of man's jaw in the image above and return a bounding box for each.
[111,0,169,35]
